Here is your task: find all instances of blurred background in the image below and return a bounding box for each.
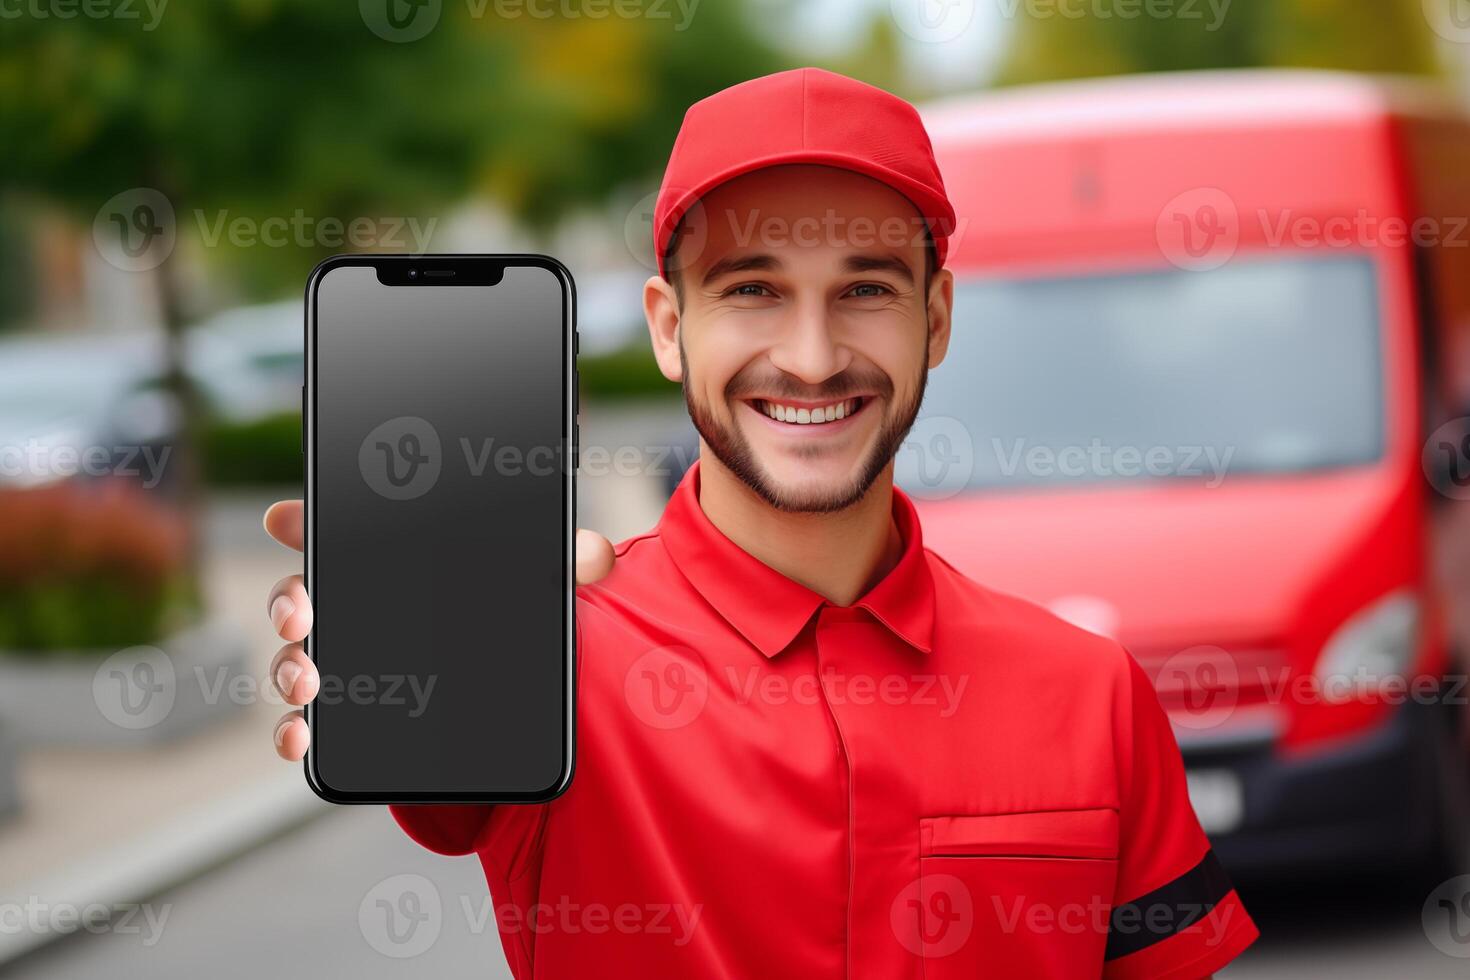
[3,0,1470,976]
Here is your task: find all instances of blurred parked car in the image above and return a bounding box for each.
[185,301,303,423]
[897,70,1470,877]
[0,301,305,494]
[0,331,178,492]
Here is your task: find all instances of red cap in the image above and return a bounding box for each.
[653,67,957,279]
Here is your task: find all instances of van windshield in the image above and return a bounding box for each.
[899,254,1384,494]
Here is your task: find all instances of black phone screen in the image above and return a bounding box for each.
[306,256,574,802]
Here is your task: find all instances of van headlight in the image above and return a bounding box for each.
[1314,590,1420,704]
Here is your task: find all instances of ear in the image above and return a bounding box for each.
[644,274,684,383]
[925,267,955,369]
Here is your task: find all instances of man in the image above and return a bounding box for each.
[262,68,1257,978]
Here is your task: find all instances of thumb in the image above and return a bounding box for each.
[575,529,616,586]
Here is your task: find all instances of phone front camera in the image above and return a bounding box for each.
[408,268,419,279]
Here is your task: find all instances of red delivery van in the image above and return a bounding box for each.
[904,70,1470,875]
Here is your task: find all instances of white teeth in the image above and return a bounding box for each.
[761,399,858,425]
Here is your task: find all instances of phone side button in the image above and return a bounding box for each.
[300,385,305,453]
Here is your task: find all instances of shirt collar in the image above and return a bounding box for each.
[658,460,936,659]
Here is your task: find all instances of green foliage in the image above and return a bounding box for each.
[0,574,194,655]
[995,0,1443,86]
[0,200,34,328]
[200,411,303,485]
[0,2,783,299]
[579,340,677,400]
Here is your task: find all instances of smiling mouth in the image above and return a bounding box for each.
[749,397,867,425]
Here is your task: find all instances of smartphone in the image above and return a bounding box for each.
[303,254,575,803]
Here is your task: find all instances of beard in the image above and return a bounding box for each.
[681,339,928,514]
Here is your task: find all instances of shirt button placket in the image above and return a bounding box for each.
[814,603,864,978]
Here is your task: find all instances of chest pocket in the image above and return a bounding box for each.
[906,809,1118,979]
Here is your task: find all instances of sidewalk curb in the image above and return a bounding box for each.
[0,771,328,964]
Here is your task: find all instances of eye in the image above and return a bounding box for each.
[847,283,892,299]
[727,283,773,298]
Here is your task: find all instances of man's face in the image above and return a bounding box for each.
[652,165,952,513]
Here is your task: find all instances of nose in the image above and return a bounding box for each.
[766,298,851,385]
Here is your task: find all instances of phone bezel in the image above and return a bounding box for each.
[302,253,577,804]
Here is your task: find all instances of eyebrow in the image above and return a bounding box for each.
[700,253,781,288]
[700,252,917,288]
[841,253,916,286]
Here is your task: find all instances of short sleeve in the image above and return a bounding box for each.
[1103,653,1258,980]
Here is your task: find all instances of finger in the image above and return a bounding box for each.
[267,574,313,642]
[576,529,615,586]
[273,710,309,762]
[269,643,320,706]
[264,500,304,553]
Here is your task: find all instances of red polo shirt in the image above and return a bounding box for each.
[390,461,1257,979]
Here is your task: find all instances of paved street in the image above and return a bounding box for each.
[1,807,510,979]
